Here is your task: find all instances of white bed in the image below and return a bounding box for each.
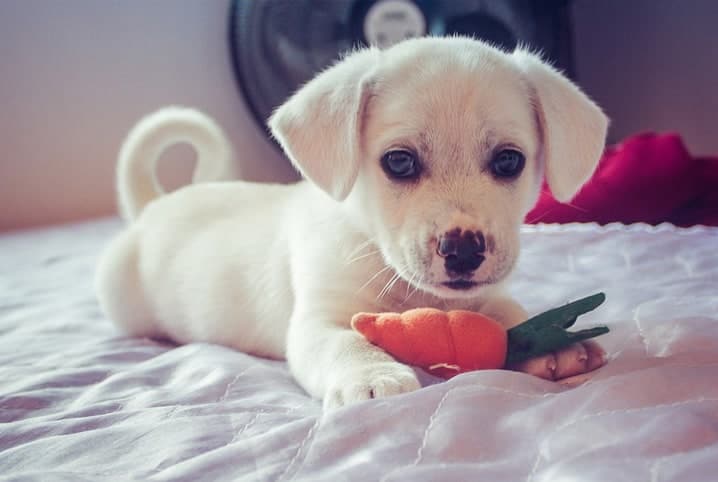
[1,219,717,481]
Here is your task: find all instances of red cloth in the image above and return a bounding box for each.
[525,133,718,226]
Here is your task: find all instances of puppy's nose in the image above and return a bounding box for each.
[437,229,486,275]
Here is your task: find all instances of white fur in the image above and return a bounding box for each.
[96,37,609,409]
[512,50,609,201]
[117,107,237,219]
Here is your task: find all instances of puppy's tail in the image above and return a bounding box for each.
[117,106,237,220]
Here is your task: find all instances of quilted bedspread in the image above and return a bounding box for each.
[1,219,717,481]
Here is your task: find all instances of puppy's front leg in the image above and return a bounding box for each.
[286,310,421,410]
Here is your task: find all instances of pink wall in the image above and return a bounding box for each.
[1,0,716,230]
[0,0,297,231]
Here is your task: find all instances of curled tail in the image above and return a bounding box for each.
[117,106,237,220]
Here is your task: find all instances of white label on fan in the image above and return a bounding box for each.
[363,0,427,48]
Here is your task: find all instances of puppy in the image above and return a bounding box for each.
[96,37,609,409]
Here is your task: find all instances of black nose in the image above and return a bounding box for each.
[437,229,486,275]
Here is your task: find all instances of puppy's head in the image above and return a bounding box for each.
[270,37,607,299]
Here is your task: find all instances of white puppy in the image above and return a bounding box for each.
[96,37,608,409]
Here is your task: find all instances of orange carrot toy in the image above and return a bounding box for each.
[352,293,609,379]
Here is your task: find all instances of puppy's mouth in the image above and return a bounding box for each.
[405,273,495,299]
[441,280,478,290]
[424,277,491,298]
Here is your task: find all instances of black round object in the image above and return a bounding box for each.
[229,0,574,144]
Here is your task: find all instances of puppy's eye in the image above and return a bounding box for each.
[490,149,525,179]
[381,150,421,180]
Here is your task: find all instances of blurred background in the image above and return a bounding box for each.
[1,0,717,230]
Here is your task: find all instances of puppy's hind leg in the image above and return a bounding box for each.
[95,230,159,338]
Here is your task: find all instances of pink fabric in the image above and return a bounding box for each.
[2,219,718,481]
[526,133,718,226]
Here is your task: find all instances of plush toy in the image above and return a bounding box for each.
[351,292,609,378]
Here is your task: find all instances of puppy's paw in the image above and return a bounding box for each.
[324,362,421,410]
[510,340,607,381]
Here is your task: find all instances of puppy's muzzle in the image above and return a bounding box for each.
[437,228,486,276]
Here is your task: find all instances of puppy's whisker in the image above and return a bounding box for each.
[377,272,402,301]
[357,264,393,294]
[526,206,558,224]
[344,238,377,261]
[562,201,589,213]
[378,268,404,301]
[345,249,381,265]
[403,271,423,302]
[538,187,588,213]
[407,274,424,301]
[377,274,395,300]
[525,209,551,224]
[404,271,415,299]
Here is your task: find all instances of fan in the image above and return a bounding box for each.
[229,0,573,144]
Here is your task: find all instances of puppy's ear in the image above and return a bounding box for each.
[269,48,380,201]
[513,50,609,202]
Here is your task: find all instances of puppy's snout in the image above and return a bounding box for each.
[437,229,486,275]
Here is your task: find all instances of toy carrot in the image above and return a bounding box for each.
[351,292,609,379]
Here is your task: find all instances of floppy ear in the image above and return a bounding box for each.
[269,48,380,201]
[513,50,609,202]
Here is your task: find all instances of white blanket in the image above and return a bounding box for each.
[1,219,717,481]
